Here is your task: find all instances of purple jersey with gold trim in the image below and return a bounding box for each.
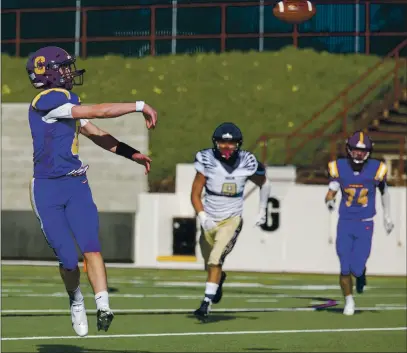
[28,88,87,178]
[328,158,388,220]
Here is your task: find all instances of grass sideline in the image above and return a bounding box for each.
[1,48,396,187]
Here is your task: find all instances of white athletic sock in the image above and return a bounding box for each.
[69,286,84,304]
[204,282,219,302]
[345,295,354,303]
[95,291,110,310]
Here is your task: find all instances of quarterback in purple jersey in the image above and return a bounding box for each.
[325,131,394,315]
[26,46,158,336]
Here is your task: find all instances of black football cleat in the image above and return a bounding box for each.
[212,271,227,304]
[96,308,114,332]
[194,300,211,322]
[356,268,367,294]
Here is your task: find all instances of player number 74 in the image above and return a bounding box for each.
[344,187,368,207]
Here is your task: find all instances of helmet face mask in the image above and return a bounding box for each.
[26,46,85,90]
[346,131,373,165]
[347,147,370,164]
[212,123,243,162]
[57,58,84,89]
[215,140,239,160]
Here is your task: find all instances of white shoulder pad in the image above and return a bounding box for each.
[240,151,259,176]
[194,149,218,176]
[194,151,206,175]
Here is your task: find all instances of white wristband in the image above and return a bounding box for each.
[136,101,145,112]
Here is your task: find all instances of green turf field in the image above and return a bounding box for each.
[1,265,406,352]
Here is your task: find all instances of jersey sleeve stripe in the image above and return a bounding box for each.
[374,162,388,181]
[328,161,339,178]
[32,88,71,109]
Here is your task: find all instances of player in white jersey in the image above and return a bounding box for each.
[191,122,271,320]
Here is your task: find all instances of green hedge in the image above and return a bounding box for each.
[1,47,395,186]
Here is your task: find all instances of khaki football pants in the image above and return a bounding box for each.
[199,216,243,269]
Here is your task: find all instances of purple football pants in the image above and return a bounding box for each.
[336,219,374,277]
[30,174,100,270]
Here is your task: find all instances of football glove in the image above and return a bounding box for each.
[384,215,394,235]
[198,211,217,232]
[326,199,336,212]
[255,208,267,227]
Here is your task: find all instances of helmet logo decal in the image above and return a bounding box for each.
[359,131,364,144]
[34,56,46,75]
[222,133,233,139]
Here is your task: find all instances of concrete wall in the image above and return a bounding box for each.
[136,165,407,275]
[1,210,135,262]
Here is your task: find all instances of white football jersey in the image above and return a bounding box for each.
[194,148,263,221]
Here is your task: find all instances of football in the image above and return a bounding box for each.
[273,0,316,24]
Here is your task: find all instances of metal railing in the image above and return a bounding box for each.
[285,38,407,163]
[2,0,407,58]
[249,131,406,185]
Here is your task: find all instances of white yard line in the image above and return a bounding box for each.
[2,306,406,315]
[2,327,406,342]
[2,292,405,299]
[246,299,278,303]
[153,282,388,290]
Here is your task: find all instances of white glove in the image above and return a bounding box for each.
[198,211,217,232]
[384,215,394,235]
[255,208,267,227]
[326,199,335,212]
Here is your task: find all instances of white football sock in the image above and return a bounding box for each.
[69,286,84,303]
[204,282,219,302]
[345,295,354,303]
[95,291,110,310]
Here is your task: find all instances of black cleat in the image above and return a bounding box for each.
[96,308,114,332]
[194,300,211,322]
[356,268,367,294]
[212,271,227,304]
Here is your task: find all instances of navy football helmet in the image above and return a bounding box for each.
[26,46,85,90]
[212,122,243,161]
[346,130,373,164]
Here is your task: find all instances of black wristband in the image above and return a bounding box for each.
[116,142,140,160]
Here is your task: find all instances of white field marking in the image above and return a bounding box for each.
[2,306,406,315]
[3,261,406,277]
[230,275,259,280]
[2,327,406,342]
[4,276,405,290]
[2,276,62,281]
[1,260,137,268]
[2,292,406,299]
[2,283,58,288]
[2,279,147,286]
[1,289,33,293]
[3,293,203,299]
[0,274,302,282]
[376,303,407,307]
[152,276,208,281]
[154,281,383,291]
[112,280,145,285]
[246,299,278,303]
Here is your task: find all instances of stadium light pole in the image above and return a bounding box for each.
[355,0,360,53]
[75,0,81,57]
[171,0,177,55]
[259,0,264,52]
